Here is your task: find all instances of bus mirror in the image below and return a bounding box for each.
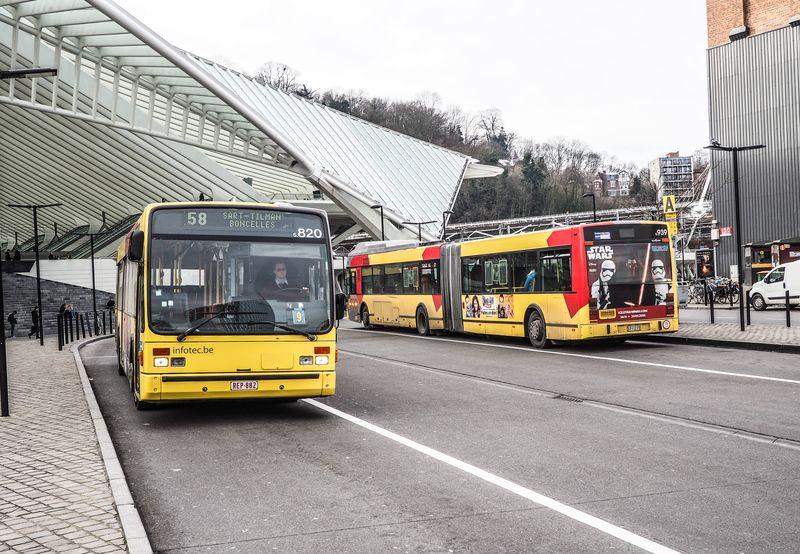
[335,292,347,320]
[129,231,145,262]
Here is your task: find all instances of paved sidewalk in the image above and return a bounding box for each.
[0,338,126,553]
[645,322,800,353]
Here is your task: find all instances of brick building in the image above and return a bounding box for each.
[707,0,800,46]
[706,0,800,279]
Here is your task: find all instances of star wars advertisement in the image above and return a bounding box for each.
[587,241,673,322]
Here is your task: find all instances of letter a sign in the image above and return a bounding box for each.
[662,195,677,216]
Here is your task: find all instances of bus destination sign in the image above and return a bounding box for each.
[153,207,325,239]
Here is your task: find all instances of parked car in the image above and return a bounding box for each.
[749,260,800,310]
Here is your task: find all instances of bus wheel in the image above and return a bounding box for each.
[133,367,152,410]
[751,293,767,311]
[134,394,152,411]
[361,305,371,329]
[416,308,430,336]
[526,311,549,349]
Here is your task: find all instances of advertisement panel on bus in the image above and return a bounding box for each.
[585,224,675,324]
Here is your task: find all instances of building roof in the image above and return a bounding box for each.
[0,0,499,245]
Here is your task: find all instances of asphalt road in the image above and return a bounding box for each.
[81,324,800,552]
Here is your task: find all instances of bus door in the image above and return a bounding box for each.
[377,263,402,324]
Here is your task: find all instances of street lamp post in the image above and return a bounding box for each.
[0,243,7,416]
[442,210,454,242]
[1,66,59,415]
[582,192,597,222]
[369,204,385,241]
[705,141,766,332]
[75,231,109,334]
[8,203,63,346]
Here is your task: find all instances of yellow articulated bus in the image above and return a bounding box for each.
[347,221,678,347]
[116,202,347,410]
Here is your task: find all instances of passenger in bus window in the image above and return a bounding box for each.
[590,260,615,309]
[523,268,537,291]
[420,273,431,293]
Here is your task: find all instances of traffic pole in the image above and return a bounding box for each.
[0,254,9,417]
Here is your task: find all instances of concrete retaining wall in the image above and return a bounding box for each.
[2,272,114,337]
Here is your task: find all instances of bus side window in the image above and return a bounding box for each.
[484,256,510,293]
[539,249,572,292]
[421,261,439,294]
[403,263,419,294]
[511,251,539,292]
[384,264,403,294]
[462,258,483,293]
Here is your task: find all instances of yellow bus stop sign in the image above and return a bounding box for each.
[662,195,677,216]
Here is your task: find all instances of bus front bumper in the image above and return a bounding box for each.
[583,318,679,338]
[138,370,336,402]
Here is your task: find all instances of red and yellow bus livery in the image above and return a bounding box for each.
[347,221,678,347]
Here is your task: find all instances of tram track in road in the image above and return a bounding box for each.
[336,347,800,453]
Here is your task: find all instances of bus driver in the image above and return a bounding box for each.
[257,262,308,301]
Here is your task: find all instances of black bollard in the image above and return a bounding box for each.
[745,289,751,326]
[710,290,715,324]
[102,312,107,335]
[88,313,93,337]
[57,314,63,351]
[79,314,84,339]
[787,290,792,328]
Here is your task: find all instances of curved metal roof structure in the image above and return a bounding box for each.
[1,0,500,250]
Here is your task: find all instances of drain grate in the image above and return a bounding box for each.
[552,394,583,403]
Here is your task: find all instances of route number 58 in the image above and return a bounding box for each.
[186,212,207,226]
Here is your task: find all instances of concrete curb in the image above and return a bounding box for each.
[632,334,800,355]
[71,337,153,554]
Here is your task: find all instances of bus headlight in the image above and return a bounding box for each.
[154,357,169,367]
[299,356,313,365]
[315,355,329,365]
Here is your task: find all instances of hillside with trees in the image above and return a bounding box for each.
[252,63,661,224]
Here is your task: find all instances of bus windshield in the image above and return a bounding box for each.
[148,207,332,335]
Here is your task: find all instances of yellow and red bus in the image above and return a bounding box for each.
[347,221,678,347]
[116,202,346,409]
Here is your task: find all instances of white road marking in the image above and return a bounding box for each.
[342,351,800,451]
[304,398,680,554]
[82,355,118,359]
[344,328,800,385]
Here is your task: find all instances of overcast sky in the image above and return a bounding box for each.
[115,0,709,167]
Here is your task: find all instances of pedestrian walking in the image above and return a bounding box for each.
[7,311,17,338]
[13,250,21,261]
[28,306,40,339]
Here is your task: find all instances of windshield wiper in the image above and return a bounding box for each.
[245,321,317,341]
[176,310,274,342]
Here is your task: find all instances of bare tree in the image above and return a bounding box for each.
[252,62,301,94]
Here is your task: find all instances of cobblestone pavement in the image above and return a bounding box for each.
[672,321,800,347]
[0,338,126,553]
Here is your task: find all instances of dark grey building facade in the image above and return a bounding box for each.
[707,24,800,276]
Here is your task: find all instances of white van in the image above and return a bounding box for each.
[749,260,800,310]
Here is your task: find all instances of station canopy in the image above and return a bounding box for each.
[0,0,500,253]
